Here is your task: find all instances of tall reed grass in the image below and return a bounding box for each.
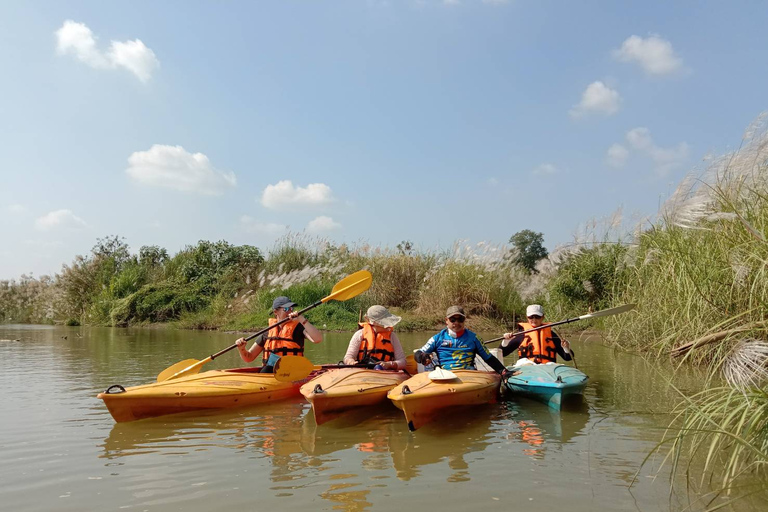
[612,113,768,495]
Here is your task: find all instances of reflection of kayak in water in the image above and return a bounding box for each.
[387,370,500,431]
[388,406,495,481]
[504,400,589,444]
[502,363,588,410]
[299,405,496,483]
[300,368,409,425]
[97,367,316,422]
[299,407,404,457]
[101,398,308,458]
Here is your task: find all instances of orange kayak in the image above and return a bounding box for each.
[387,370,501,431]
[97,367,315,422]
[301,368,409,425]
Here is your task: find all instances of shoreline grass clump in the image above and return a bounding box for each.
[612,113,768,495]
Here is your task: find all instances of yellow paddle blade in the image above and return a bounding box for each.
[274,355,316,382]
[158,357,211,382]
[156,359,200,382]
[404,355,419,375]
[322,270,372,303]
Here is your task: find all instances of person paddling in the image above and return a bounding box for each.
[414,306,509,377]
[343,305,407,370]
[235,296,323,372]
[500,304,573,365]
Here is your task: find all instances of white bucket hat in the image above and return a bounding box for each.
[526,304,544,317]
[366,305,402,328]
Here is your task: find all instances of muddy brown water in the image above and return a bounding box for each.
[1,324,765,511]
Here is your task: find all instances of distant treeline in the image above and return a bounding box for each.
[0,230,626,333]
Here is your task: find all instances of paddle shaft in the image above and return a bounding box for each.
[482,316,580,345]
[482,304,636,346]
[209,300,323,361]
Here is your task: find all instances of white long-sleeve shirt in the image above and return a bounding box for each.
[342,329,407,370]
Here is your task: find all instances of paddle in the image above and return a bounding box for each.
[422,352,457,381]
[156,270,373,382]
[428,365,457,381]
[274,355,420,382]
[482,303,636,346]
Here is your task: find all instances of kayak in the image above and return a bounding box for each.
[300,368,409,425]
[387,370,501,431]
[502,363,588,410]
[97,367,316,422]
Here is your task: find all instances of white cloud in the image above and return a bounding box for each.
[35,209,88,231]
[487,177,499,185]
[482,0,510,4]
[261,181,335,210]
[613,35,683,75]
[610,127,689,175]
[606,144,629,168]
[533,163,558,176]
[306,216,341,233]
[240,215,287,235]
[126,145,236,195]
[55,20,159,82]
[570,81,621,118]
[7,204,26,214]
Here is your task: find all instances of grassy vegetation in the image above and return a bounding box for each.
[610,115,768,497]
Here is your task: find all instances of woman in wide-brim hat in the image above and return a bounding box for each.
[343,305,406,370]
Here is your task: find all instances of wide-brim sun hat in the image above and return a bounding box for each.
[366,305,402,328]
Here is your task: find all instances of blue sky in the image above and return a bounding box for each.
[1,1,766,280]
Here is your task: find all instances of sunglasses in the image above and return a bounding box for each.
[283,307,293,312]
[527,315,542,319]
[448,316,465,322]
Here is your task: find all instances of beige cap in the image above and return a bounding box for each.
[445,305,466,319]
[366,305,402,328]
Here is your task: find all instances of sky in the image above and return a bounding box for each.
[1,1,767,280]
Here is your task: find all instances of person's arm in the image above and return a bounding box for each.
[475,337,507,374]
[343,330,364,365]
[500,324,525,357]
[385,332,407,370]
[291,312,323,343]
[236,334,265,363]
[414,336,438,365]
[551,330,573,361]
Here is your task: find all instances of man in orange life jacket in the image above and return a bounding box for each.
[500,304,573,365]
[342,305,407,370]
[235,296,323,372]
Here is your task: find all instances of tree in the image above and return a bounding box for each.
[509,230,548,273]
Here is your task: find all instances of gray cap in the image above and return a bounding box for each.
[366,305,402,328]
[445,305,466,319]
[272,296,297,311]
[526,304,544,317]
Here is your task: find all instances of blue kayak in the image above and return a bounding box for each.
[503,364,588,410]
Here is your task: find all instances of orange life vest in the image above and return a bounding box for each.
[517,322,557,363]
[356,322,395,363]
[263,318,303,363]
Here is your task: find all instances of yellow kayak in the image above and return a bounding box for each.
[97,368,315,422]
[387,370,501,431]
[301,368,409,425]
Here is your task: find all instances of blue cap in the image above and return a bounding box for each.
[271,296,297,311]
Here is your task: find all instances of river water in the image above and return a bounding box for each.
[0,324,764,512]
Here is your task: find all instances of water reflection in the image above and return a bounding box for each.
[500,399,590,459]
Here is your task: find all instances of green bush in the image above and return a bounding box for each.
[547,244,629,319]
